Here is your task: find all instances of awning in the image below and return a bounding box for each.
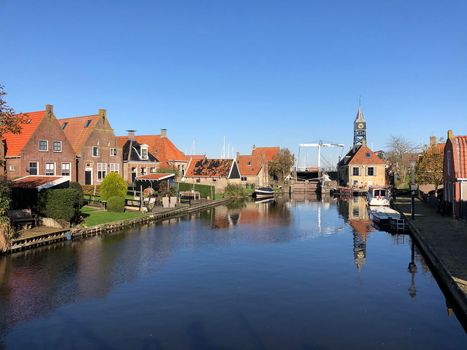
[12,176,70,191]
[136,173,175,182]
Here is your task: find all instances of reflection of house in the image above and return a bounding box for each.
[183,158,241,191]
[2,105,75,180]
[444,130,467,220]
[236,146,280,186]
[59,109,121,185]
[338,108,386,189]
[117,131,159,184]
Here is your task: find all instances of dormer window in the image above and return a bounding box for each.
[85,120,92,128]
[62,122,68,129]
[141,145,148,160]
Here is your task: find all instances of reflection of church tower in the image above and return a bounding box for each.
[354,108,367,146]
[353,230,367,272]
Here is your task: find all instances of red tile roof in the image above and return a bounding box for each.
[252,147,280,162]
[117,134,188,168]
[237,155,262,176]
[185,158,233,177]
[3,111,47,157]
[58,115,100,153]
[451,135,467,178]
[341,144,385,166]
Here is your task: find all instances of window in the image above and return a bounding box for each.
[97,163,107,181]
[39,140,48,151]
[352,167,360,176]
[110,148,117,156]
[367,167,375,176]
[196,178,200,183]
[45,163,55,175]
[92,146,99,157]
[53,141,62,152]
[353,180,359,187]
[141,167,147,175]
[62,122,68,129]
[9,164,16,171]
[352,208,360,218]
[29,162,38,175]
[150,167,156,173]
[241,176,247,181]
[110,163,119,173]
[84,119,92,128]
[141,146,148,160]
[61,163,71,176]
[365,152,371,158]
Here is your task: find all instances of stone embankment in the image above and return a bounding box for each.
[394,196,467,319]
[5,199,231,254]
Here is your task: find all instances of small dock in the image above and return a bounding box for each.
[5,199,231,254]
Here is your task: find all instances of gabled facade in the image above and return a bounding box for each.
[129,129,191,178]
[443,130,467,219]
[59,109,121,185]
[117,132,160,184]
[183,157,241,191]
[236,145,280,186]
[337,143,386,189]
[2,105,75,180]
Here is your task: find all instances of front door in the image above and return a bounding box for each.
[85,168,92,185]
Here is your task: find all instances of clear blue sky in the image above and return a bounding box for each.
[2,0,467,163]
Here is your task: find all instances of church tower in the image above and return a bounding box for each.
[353,107,366,146]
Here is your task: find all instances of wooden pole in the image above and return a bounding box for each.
[140,184,143,212]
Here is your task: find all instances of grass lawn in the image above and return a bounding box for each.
[81,206,144,227]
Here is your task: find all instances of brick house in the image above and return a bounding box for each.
[59,109,121,185]
[443,130,467,219]
[337,142,386,189]
[2,105,75,179]
[117,132,160,184]
[183,158,241,192]
[236,146,280,186]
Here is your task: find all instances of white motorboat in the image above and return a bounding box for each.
[368,206,401,225]
[367,186,391,206]
[253,186,274,198]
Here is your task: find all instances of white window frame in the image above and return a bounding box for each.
[150,167,156,173]
[52,141,62,153]
[141,146,148,160]
[29,161,39,175]
[45,162,55,176]
[8,164,16,171]
[39,140,48,152]
[110,148,117,157]
[109,163,120,173]
[92,146,100,157]
[97,163,107,182]
[61,162,71,177]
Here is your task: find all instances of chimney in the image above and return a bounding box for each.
[448,130,453,139]
[252,144,256,150]
[429,136,437,147]
[236,151,240,159]
[99,109,106,119]
[127,129,136,141]
[160,128,167,138]
[45,104,53,116]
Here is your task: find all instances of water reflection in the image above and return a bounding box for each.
[0,198,466,348]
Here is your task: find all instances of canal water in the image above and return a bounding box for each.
[0,197,465,349]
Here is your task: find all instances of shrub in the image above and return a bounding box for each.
[100,173,127,201]
[69,182,84,206]
[107,196,125,213]
[82,185,100,197]
[38,188,81,223]
[223,184,247,198]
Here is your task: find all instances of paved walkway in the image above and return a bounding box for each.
[394,196,467,316]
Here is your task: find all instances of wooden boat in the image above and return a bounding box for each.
[253,186,274,198]
[367,186,391,206]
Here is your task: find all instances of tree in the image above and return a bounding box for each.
[415,146,444,192]
[269,148,295,182]
[0,85,25,139]
[385,136,419,188]
[99,173,127,201]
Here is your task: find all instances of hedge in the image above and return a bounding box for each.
[38,188,81,223]
[100,173,128,201]
[177,183,215,199]
[107,196,125,213]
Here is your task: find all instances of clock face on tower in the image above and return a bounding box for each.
[357,123,364,129]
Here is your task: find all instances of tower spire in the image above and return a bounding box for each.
[353,104,367,147]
